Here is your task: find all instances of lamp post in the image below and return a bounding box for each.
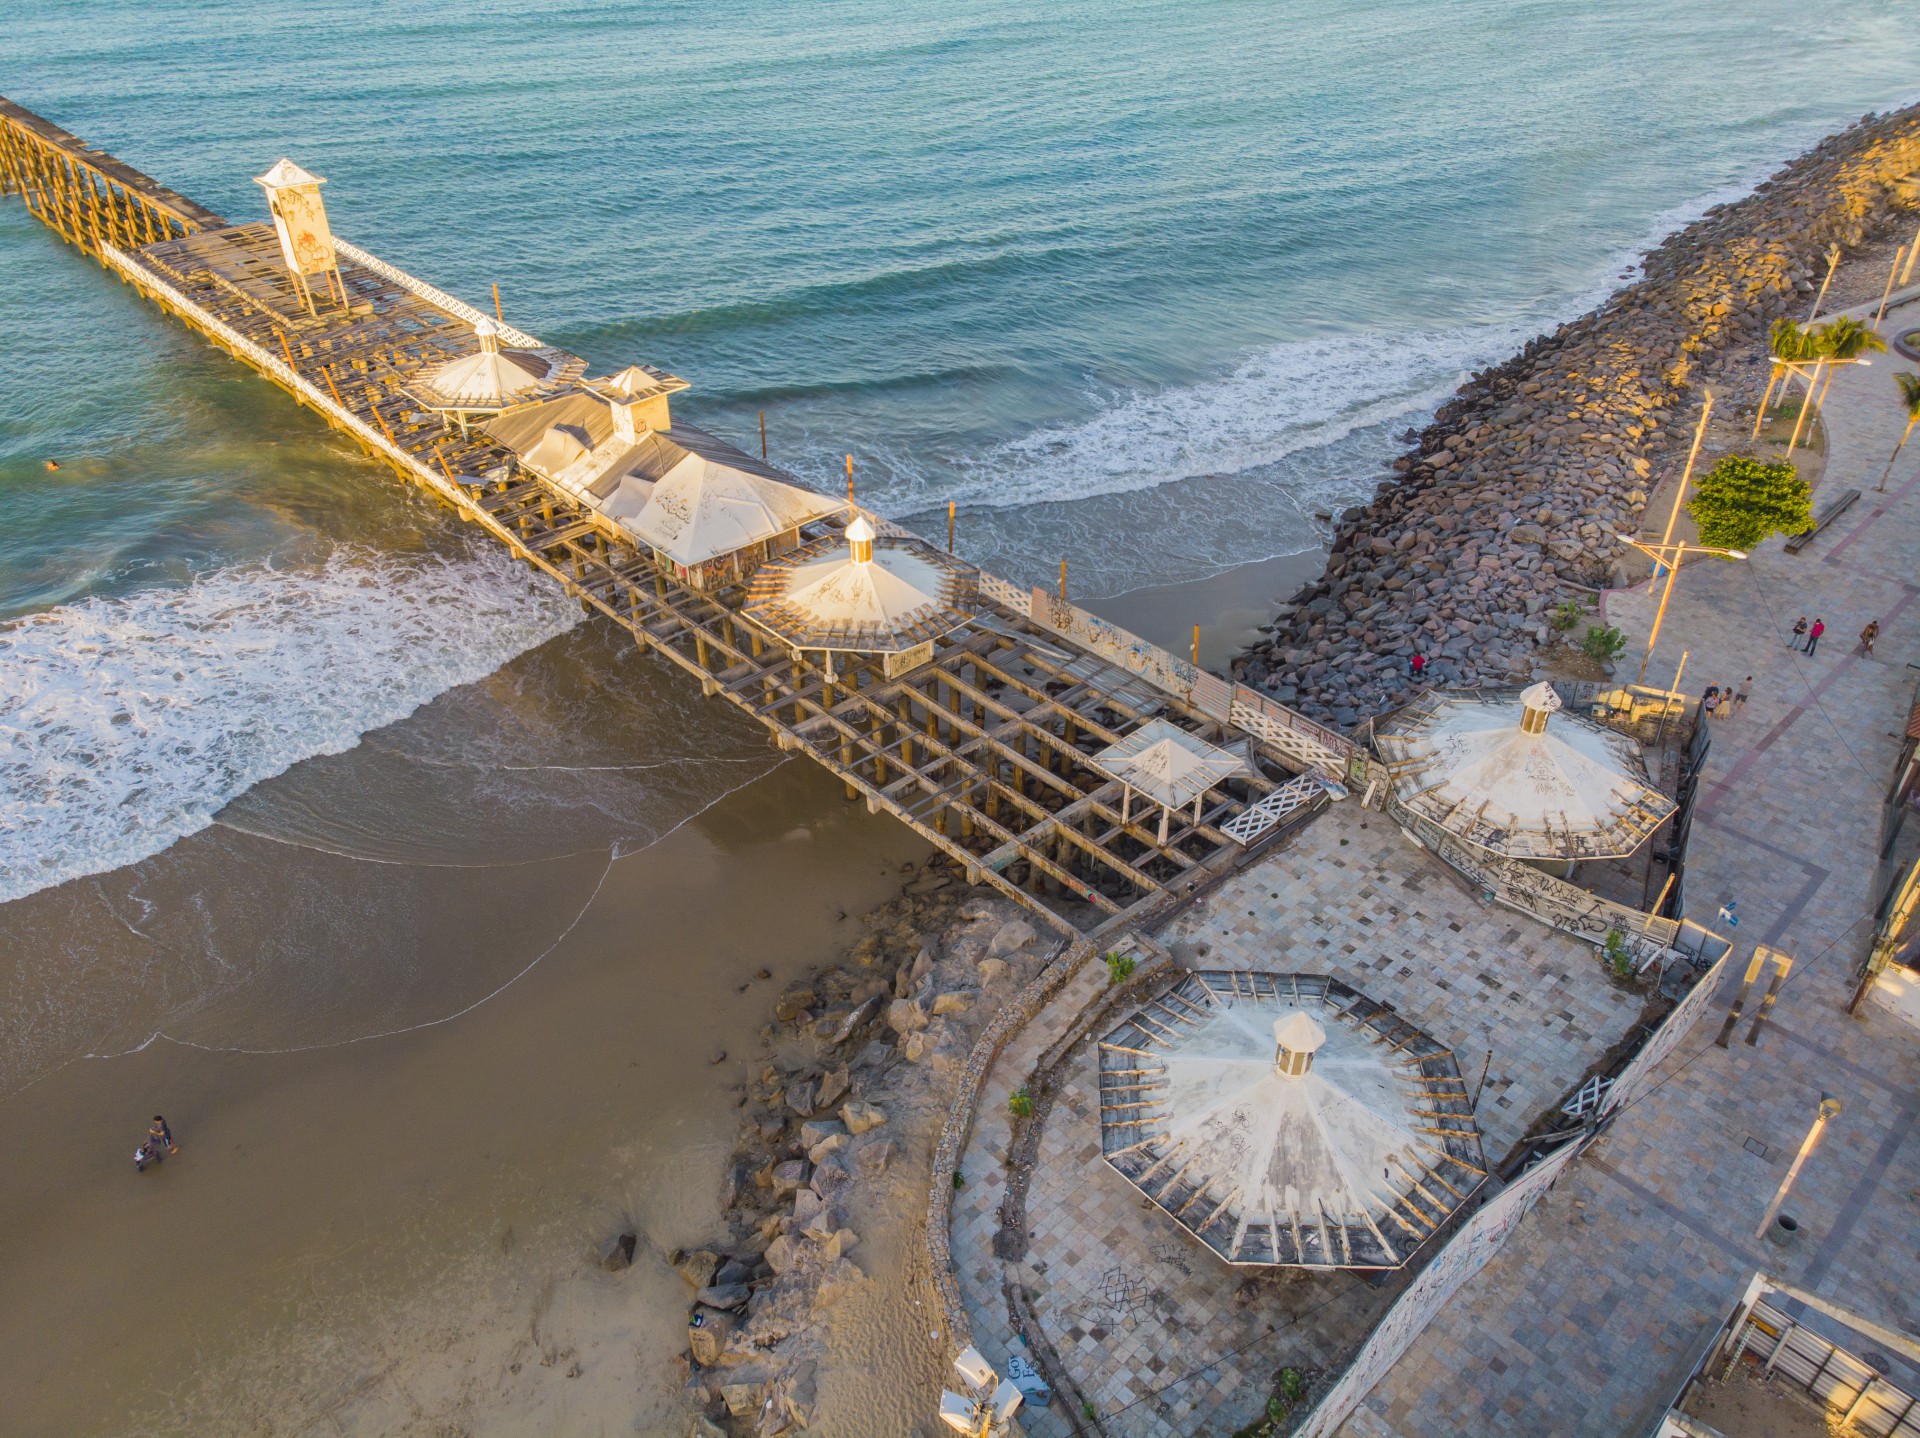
[1614,536,1749,684]
[939,1346,1024,1437]
[1755,1094,1842,1241]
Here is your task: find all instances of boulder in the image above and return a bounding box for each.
[764,1234,803,1275]
[807,1131,849,1165]
[842,1099,887,1135]
[824,997,877,1045]
[814,1258,865,1307]
[675,1249,721,1290]
[784,1079,819,1117]
[854,1139,893,1178]
[932,990,974,1017]
[976,957,1010,985]
[688,1305,736,1365]
[810,1155,853,1201]
[886,998,929,1035]
[819,1228,859,1263]
[815,1066,850,1110]
[598,1231,637,1272]
[770,1160,809,1197]
[799,1119,846,1150]
[772,986,816,1023]
[988,918,1036,956]
[696,1282,751,1311]
[721,1380,763,1418]
[791,1189,825,1227]
[691,1417,728,1438]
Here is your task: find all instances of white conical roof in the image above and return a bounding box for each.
[1375,687,1676,860]
[1093,718,1246,811]
[254,158,325,190]
[1274,1012,1327,1056]
[630,453,839,567]
[1097,973,1483,1269]
[419,347,546,409]
[744,523,979,653]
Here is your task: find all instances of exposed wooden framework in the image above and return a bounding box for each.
[1098,972,1485,1268]
[1,95,1334,938]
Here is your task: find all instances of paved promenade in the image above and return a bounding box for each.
[1337,295,1920,1437]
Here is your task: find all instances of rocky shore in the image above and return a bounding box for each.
[1237,105,1920,725]
[668,860,1063,1436]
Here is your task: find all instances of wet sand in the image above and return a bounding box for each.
[0,628,925,1437]
[0,546,1315,1437]
[1090,548,1326,671]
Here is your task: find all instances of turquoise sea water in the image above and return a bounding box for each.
[3,0,1918,898]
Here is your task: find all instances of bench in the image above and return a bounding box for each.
[1783,486,1861,554]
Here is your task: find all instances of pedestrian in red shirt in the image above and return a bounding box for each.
[1409,652,1426,679]
[1806,618,1826,656]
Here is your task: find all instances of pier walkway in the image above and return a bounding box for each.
[0,96,1358,942]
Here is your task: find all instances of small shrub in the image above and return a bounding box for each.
[1104,951,1137,985]
[1008,1086,1035,1119]
[1603,929,1633,978]
[953,1170,965,1189]
[1082,1399,1098,1421]
[1280,1367,1308,1405]
[1548,598,1585,633]
[1688,454,1812,551]
[1580,624,1628,664]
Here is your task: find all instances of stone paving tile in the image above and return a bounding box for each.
[1163,800,1642,1161]
[1333,298,1920,1437]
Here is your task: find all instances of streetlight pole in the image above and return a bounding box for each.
[1615,537,1749,684]
[1755,1094,1842,1240]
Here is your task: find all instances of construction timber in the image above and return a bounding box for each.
[0,95,1363,940]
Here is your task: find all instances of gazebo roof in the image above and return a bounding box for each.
[1374,683,1676,861]
[627,455,841,568]
[1091,718,1245,810]
[1098,971,1483,1269]
[254,158,324,190]
[744,518,979,653]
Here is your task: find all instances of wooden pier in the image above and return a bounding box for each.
[1,95,1362,940]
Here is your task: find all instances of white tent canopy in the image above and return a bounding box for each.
[1374,682,1676,861]
[629,453,841,569]
[1092,718,1246,843]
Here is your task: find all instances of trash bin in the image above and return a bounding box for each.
[1766,1213,1801,1247]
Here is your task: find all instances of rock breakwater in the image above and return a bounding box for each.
[1238,105,1920,725]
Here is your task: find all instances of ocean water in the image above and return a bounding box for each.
[3,0,1919,900]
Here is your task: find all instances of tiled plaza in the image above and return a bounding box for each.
[1335,292,1920,1437]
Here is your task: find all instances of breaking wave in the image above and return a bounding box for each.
[0,546,582,904]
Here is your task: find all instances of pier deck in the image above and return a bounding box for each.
[1,96,1359,939]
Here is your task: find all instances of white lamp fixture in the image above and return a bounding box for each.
[939,1345,1025,1436]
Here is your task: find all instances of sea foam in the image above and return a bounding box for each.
[0,546,581,904]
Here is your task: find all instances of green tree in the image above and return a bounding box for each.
[1686,455,1811,551]
[1791,315,1889,451]
[1877,371,1920,491]
[1752,318,1819,438]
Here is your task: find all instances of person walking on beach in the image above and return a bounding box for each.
[1860,619,1881,656]
[148,1115,178,1156]
[1790,617,1809,650]
[1733,676,1753,712]
[1807,618,1826,656]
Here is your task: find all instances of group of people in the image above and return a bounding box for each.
[1700,678,1752,721]
[1787,616,1881,657]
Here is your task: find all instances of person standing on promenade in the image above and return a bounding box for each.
[1860,619,1881,656]
[1790,617,1809,650]
[1702,688,1721,721]
[1807,618,1826,656]
[1733,676,1752,712]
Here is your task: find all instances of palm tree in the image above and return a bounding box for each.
[1753,318,1816,440]
[1877,371,1920,491]
[1790,315,1887,452]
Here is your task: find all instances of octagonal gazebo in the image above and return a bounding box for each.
[1097,971,1484,1269]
